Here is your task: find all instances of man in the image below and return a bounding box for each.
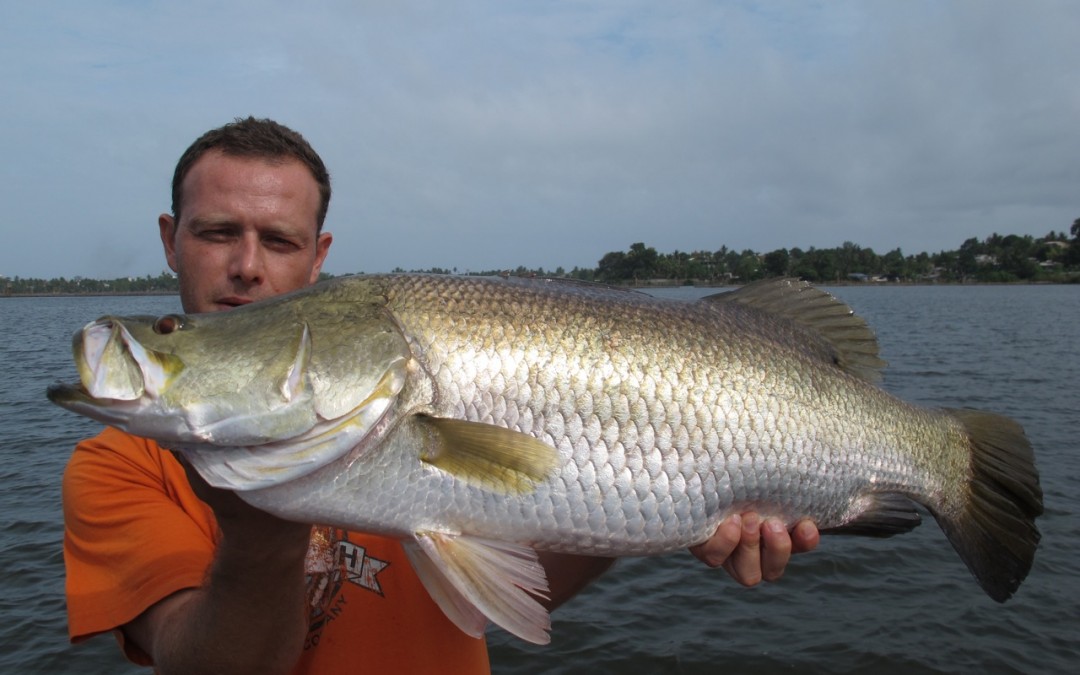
[63,117,819,674]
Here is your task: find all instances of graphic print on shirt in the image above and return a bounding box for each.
[303,526,390,650]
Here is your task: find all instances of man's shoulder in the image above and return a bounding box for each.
[78,426,163,451]
[71,426,165,464]
[66,426,180,485]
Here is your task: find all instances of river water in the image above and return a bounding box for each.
[1,284,1076,674]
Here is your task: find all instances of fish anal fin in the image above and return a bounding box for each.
[420,416,559,494]
[401,538,490,639]
[404,532,552,645]
[824,493,922,537]
[704,278,887,383]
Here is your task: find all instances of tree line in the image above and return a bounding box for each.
[582,228,1079,285]
[1,271,181,296]
[5,221,1079,295]
[450,220,1080,285]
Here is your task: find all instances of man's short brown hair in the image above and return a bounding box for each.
[171,117,331,230]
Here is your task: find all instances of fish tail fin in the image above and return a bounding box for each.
[937,408,1043,602]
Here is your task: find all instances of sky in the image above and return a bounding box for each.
[2,0,1078,279]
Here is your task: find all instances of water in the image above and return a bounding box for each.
[1,286,1077,674]
[1,295,181,674]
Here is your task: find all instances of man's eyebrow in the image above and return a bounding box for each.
[187,215,240,227]
[186,217,307,240]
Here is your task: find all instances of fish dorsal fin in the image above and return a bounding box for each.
[419,417,559,494]
[704,278,887,383]
[403,532,552,645]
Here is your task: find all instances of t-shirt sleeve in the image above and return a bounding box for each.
[62,427,219,662]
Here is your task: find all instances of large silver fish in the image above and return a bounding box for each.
[48,275,1042,644]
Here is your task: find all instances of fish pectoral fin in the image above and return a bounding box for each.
[403,532,552,645]
[419,417,559,494]
[823,493,922,537]
[703,278,887,383]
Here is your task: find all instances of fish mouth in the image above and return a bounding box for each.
[46,317,186,428]
[47,381,94,405]
[75,318,182,402]
[46,381,100,412]
[46,380,154,427]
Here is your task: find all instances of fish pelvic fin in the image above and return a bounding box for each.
[704,278,887,384]
[419,417,559,494]
[938,408,1043,602]
[403,532,552,645]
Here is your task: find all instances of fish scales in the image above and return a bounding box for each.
[362,276,961,553]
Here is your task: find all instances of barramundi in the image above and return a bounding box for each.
[48,275,1042,644]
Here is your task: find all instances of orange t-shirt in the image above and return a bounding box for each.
[62,426,490,673]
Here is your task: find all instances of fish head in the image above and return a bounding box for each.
[48,281,413,488]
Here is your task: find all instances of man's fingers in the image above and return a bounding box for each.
[760,518,793,582]
[689,514,742,567]
[689,513,821,587]
[722,512,763,587]
[791,518,821,554]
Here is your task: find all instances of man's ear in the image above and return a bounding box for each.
[159,214,179,273]
[309,231,333,284]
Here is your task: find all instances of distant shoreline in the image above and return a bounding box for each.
[3,278,1075,299]
[0,291,179,298]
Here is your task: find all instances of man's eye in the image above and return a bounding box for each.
[266,237,299,250]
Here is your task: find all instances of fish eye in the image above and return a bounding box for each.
[153,314,184,335]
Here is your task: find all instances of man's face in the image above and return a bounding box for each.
[159,150,332,314]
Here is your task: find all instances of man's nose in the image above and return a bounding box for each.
[229,235,264,283]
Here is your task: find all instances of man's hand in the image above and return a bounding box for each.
[179,457,311,546]
[122,458,311,675]
[690,513,820,586]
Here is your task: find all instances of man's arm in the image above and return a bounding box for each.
[123,467,311,675]
[541,513,820,611]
